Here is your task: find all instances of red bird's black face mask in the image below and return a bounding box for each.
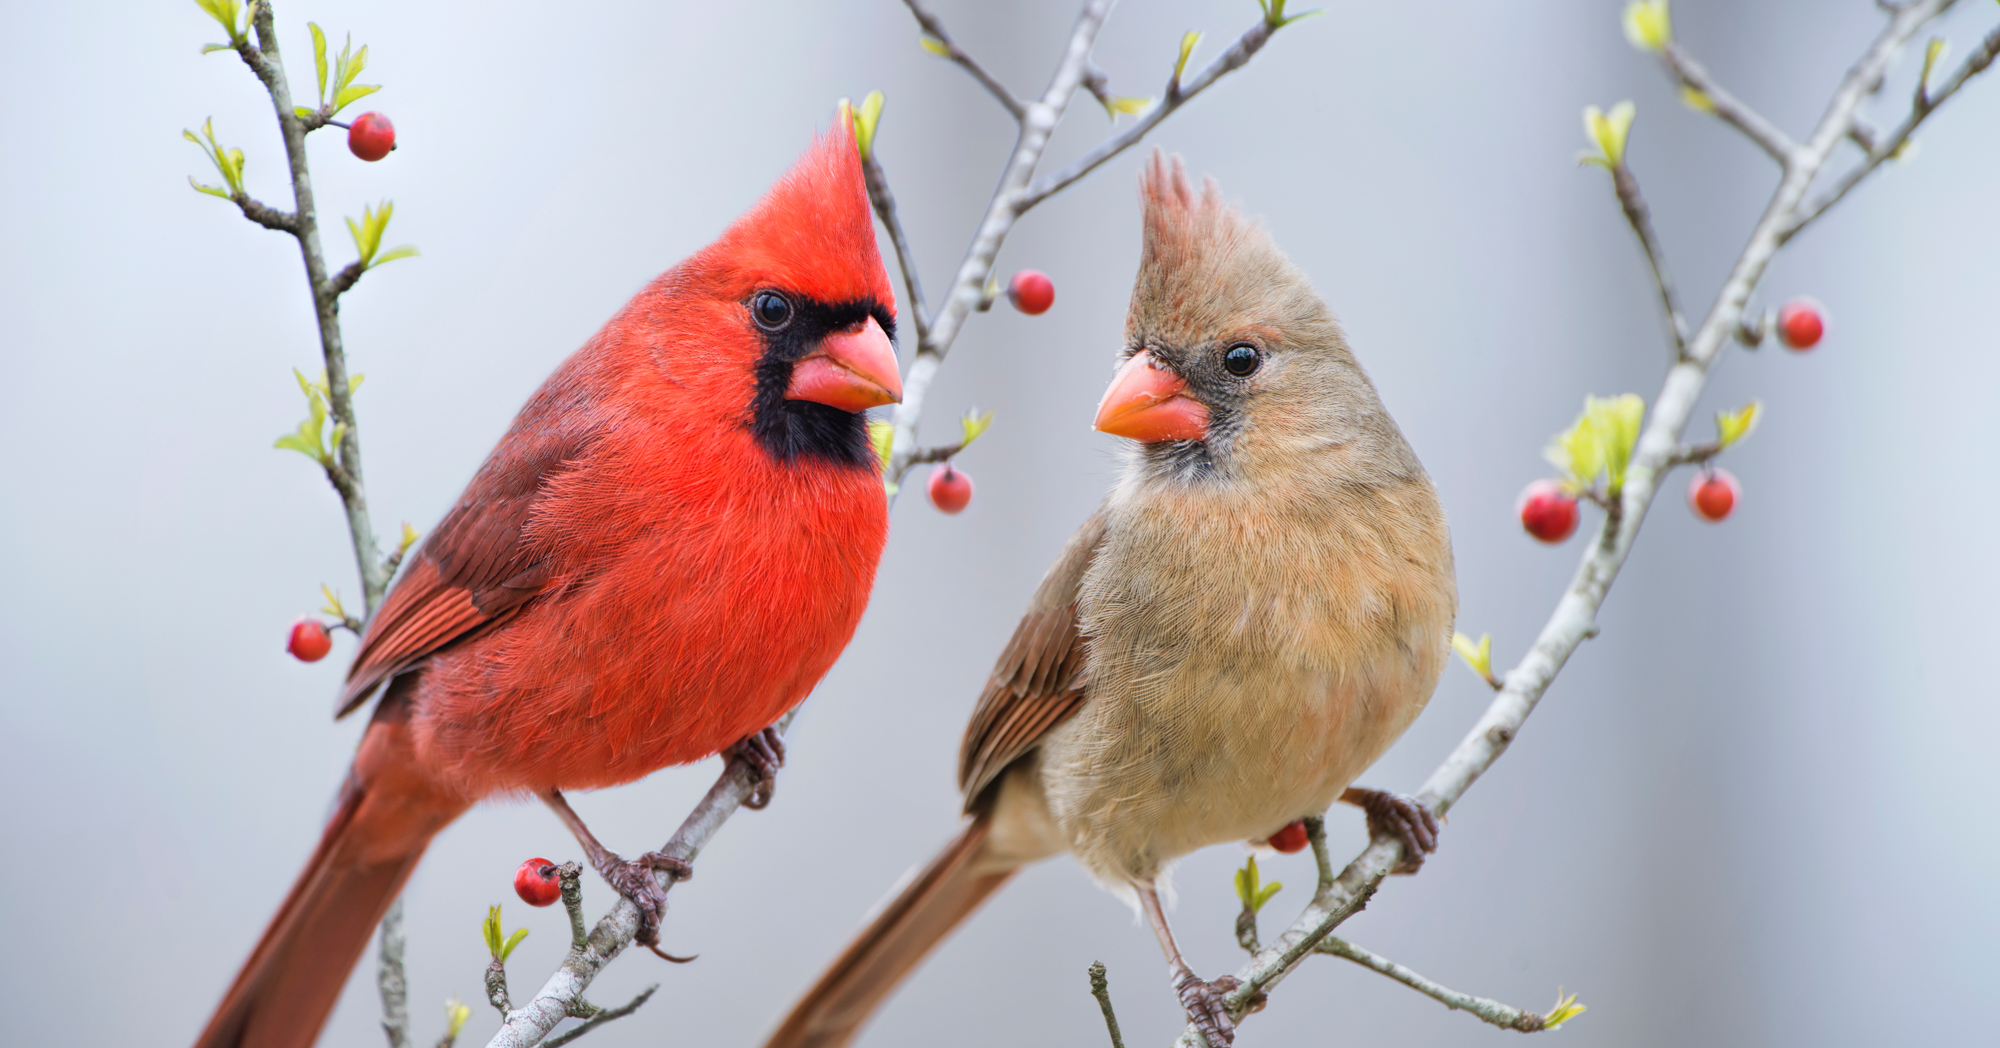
[747,292,898,467]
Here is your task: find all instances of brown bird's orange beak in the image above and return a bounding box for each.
[1093,349,1209,442]
[786,315,903,412]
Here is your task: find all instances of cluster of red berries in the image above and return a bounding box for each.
[1515,297,1822,543]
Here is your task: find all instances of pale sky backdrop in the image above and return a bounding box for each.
[3,1,1997,1046]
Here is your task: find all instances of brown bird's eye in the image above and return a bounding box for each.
[1222,343,1261,376]
[751,291,794,331]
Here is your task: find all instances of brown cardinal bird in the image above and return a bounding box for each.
[196,122,902,1048]
[766,154,1457,1048]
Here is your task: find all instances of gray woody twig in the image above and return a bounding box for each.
[1316,938,1554,1033]
[902,0,1025,119]
[234,0,391,611]
[482,717,790,1048]
[217,2,407,1043]
[883,1,1295,486]
[1661,43,1800,166]
[1609,163,1687,357]
[1088,962,1128,1048]
[1171,3,1989,1043]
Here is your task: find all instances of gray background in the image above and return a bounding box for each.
[3,1,1996,1045]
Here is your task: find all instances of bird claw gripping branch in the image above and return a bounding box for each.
[595,850,696,960]
[1341,787,1441,875]
[727,726,787,811]
[1175,971,1244,1047]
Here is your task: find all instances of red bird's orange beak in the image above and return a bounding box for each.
[1093,350,1209,442]
[785,316,903,412]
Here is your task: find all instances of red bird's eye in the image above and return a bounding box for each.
[752,292,794,331]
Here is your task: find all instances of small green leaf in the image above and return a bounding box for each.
[867,420,895,469]
[918,35,950,57]
[189,177,232,198]
[444,998,470,1040]
[1714,400,1762,448]
[850,90,884,161]
[1622,0,1671,53]
[959,409,993,448]
[482,905,504,959]
[347,200,396,268]
[1254,882,1282,911]
[1451,632,1493,682]
[371,245,419,267]
[1678,85,1715,113]
[1543,987,1587,1030]
[1233,855,1280,913]
[1100,95,1154,119]
[501,927,529,962]
[309,22,329,104]
[1174,31,1201,83]
[1545,393,1645,494]
[273,431,323,459]
[1921,37,1948,93]
[194,0,246,44]
[201,43,234,54]
[1581,101,1636,169]
[1258,0,1322,28]
[318,584,346,619]
[333,83,381,112]
[398,522,420,555]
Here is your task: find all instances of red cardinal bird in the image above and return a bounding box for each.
[196,122,901,1048]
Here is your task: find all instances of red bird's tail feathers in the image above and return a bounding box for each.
[764,814,1015,1048]
[195,717,468,1048]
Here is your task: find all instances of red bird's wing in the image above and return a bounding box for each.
[957,508,1108,808]
[337,424,597,717]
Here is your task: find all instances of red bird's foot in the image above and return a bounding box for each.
[1174,971,1242,1047]
[595,850,695,959]
[1340,786,1440,875]
[726,726,786,810]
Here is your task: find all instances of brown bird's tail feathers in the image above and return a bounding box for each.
[765,814,1014,1048]
[195,724,466,1048]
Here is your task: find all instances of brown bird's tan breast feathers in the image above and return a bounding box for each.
[765,152,1456,1048]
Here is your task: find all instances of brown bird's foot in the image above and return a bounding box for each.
[1340,786,1440,875]
[596,849,697,960]
[1174,970,1242,1047]
[725,726,787,810]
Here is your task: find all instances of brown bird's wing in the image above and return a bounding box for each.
[957,508,1108,808]
[336,423,598,717]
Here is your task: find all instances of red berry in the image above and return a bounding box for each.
[287,618,332,662]
[514,857,561,907]
[1267,820,1310,854]
[1688,468,1740,522]
[1516,479,1579,544]
[348,112,396,162]
[928,464,974,514]
[1777,298,1824,350]
[1007,270,1055,315]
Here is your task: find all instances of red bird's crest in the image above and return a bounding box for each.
[695,119,895,314]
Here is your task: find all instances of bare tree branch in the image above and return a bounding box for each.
[861,151,930,342]
[1168,3,1978,1042]
[483,719,788,1048]
[885,1,1300,485]
[1019,17,1278,209]
[1317,937,1557,1033]
[1610,164,1688,357]
[1661,43,1800,166]
[238,0,389,610]
[1088,962,1129,1048]
[1787,20,2000,239]
[378,900,411,1048]
[901,0,1026,120]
